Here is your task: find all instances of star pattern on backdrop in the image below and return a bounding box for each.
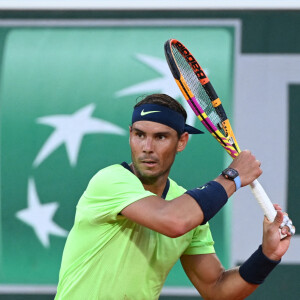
[33,103,126,167]
[116,54,181,98]
[115,53,209,126]
[16,178,68,248]
[16,53,209,248]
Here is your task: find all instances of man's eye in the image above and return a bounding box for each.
[157,135,166,140]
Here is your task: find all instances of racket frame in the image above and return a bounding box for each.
[165,39,240,159]
[164,38,279,224]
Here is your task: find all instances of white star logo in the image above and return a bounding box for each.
[33,103,126,167]
[115,53,209,126]
[116,54,181,98]
[16,178,68,248]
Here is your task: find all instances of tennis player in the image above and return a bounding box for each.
[55,94,294,300]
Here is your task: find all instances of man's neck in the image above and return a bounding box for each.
[141,178,167,197]
[129,163,169,197]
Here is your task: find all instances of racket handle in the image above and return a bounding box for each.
[249,179,277,222]
[249,179,288,239]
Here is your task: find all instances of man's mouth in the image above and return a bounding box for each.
[141,159,158,167]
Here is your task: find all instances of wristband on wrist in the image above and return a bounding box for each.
[239,245,281,284]
[185,181,228,225]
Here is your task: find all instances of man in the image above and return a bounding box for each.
[55,94,294,300]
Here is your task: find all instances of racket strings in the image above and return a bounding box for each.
[172,46,225,135]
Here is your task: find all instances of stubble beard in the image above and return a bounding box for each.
[131,158,171,186]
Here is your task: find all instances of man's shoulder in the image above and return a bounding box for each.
[84,164,137,197]
[96,163,124,174]
[91,164,132,182]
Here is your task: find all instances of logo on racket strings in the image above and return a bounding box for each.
[175,41,208,85]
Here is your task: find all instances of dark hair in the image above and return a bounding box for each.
[134,94,187,121]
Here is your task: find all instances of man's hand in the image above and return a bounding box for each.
[262,204,294,261]
[228,150,262,187]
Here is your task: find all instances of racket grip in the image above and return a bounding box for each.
[249,179,287,239]
[249,179,277,222]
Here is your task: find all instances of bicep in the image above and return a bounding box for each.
[121,194,204,237]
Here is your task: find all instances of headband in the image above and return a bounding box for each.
[132,103,204,135]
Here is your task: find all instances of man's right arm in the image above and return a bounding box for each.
[180,207,293,300]
[122,150,262,237]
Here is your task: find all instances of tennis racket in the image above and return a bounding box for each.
[164,38,293,234]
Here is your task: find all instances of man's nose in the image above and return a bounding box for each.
[143,137,154,153]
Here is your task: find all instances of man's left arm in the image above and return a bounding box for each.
[181,253,259,300]
[181,207,293,300]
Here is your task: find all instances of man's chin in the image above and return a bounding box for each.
[132,162,167,181]
[135,168,160,182]
[140,169,159,179]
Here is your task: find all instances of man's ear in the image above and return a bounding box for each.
[177,132,189,152]
[129,126,132,145]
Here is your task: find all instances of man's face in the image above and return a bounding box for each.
[129,121,188,184]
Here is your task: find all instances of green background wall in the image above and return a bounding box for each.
[0,8,299,300]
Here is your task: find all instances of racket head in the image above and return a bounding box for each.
[165,40,290,231]
[164,39,240,158]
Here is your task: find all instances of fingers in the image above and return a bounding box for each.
[273,203,282,211]
[281,215,296,236]
[280,214,290,228]
[230,150,263,186]
[272,209,296,236]
[273,210,284,226]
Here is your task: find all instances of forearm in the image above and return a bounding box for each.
[123,176,235,238]
[165,178,234,235]
[199,246,280,300]
[204,267,258,300]
[182,253,259,300]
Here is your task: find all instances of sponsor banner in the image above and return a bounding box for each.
[0,25,235,285]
